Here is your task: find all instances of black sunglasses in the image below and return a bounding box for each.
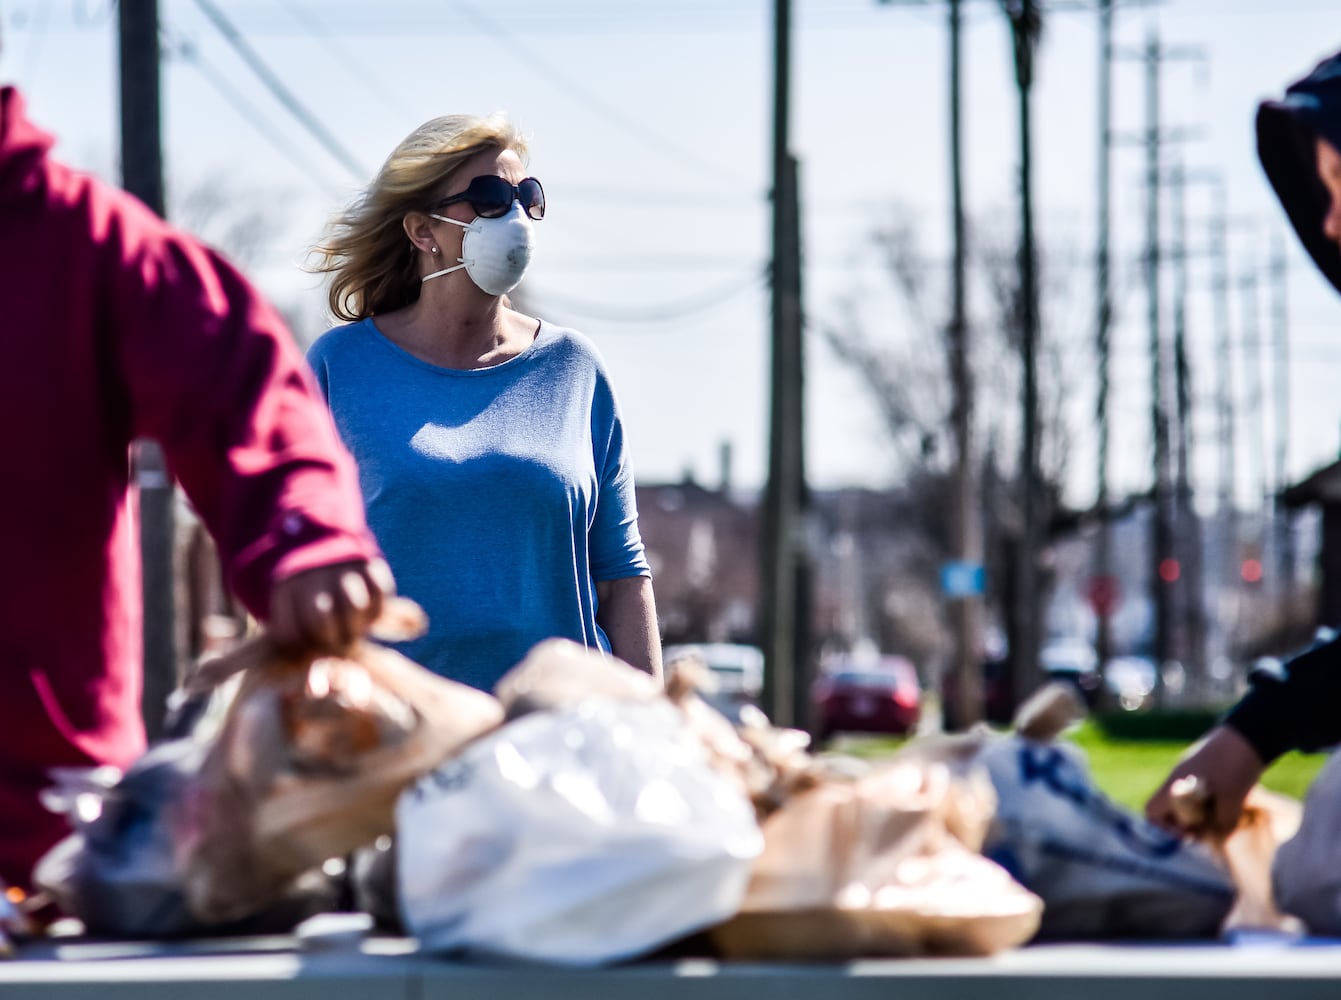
[433,175,545,221]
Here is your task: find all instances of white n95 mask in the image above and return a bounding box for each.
[423,202,535,296]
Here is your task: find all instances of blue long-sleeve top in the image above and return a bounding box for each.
[307,318,650,692]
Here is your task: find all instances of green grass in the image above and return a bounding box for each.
[825,719,1329,813]
[1067,719,1327,812]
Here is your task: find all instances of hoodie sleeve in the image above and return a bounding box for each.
[98,188,380,620]
[1223,633,1341,764]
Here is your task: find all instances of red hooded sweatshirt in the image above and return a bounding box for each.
[0,87,380,890]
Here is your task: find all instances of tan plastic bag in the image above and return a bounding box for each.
[173,601,503,923]
[1170,777,1304,935]
[493,637,662,718]
[710,760,1043,960]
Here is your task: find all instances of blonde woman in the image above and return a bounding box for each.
[307,114,661,691]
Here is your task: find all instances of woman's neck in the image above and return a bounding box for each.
[378,293,536,370]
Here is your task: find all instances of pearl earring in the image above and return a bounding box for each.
[431,246,439,254]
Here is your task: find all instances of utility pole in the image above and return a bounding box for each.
[1239,267,1269,579]
[1092,0,1117,675]
[946,0,985,729]
[1271,235,1293,601]
[1110,27,1203,693]
[1003,0,1043,709]
[879,0,1013,726]
[760,0,808,729]
[119,0,175,742]
[1141,27,1177,695]
[1208,181,1247,678]
[1210,182,1239,607]
[1168,157,1207,683]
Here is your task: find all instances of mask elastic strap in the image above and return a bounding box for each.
[421,262,468,283]
[422,213,475,282]
[429,213,472,229]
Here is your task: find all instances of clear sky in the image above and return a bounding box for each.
[5,0,1341,509]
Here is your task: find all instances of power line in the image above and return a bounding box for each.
[73,0,115,28]
[161,24,350,201]
[546,252,762,271]
[879,0,1164,22]
[149,1,869,36]
[529,267,766,326]
[17,0,52,82]
[275,0,414,118]
[220,0,1158,25]
[445,0,757,189]
[189,0,370,181]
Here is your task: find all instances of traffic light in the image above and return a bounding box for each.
[1241,558,1263,584]
[1158,558,1181,583]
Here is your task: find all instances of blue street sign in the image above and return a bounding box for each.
[940,561,986,597]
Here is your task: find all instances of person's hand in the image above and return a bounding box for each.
[1144,724,1266,838]
[267,557,396,656]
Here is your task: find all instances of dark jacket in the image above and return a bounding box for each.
[1226,635,1341,764]
[0,86,380,889]
[1226,51,1341,762]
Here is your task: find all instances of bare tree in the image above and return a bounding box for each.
[818,205,1090,721]
[162,174,301,662]
[170,171,290,268]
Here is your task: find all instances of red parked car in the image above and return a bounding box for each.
[811,655,922,742]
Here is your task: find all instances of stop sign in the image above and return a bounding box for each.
[1086,575,1121,616]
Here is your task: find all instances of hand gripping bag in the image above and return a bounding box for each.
[396,696,763,965]
[967,686,1237,939]
[172,600,503,924]
[894,685,1236,941]
[1169,777,1304,935]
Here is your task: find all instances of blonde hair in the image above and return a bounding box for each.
[308,113,528,321]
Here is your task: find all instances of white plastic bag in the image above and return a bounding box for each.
[396,697,763,965]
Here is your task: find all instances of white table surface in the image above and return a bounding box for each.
[4,934,1341,1000]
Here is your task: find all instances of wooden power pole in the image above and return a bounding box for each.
[1004,0,1044,709]
[760,0,809,729]
[947,0,986,728]
[1093,0,1117,673]
[119,0,175,741]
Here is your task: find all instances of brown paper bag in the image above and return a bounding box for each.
[710,760,1042,959]
[493,637,663,718]
[174,604,503,924]
[1170,777,1304,934]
